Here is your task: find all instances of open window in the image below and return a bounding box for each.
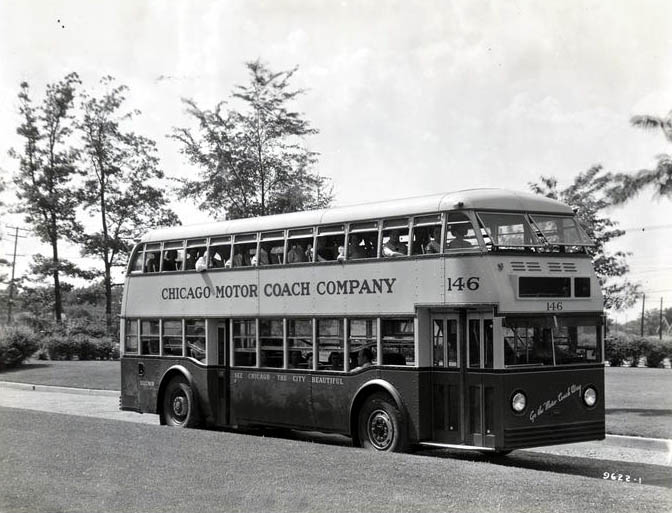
[347,221,378,260]
[529,215,593,248]
[382,218,409,257]
[209,236,231,269]
[445,212,478,251]
[286,228,313,264]
[411,214,442,255]
[184,239,206,270]
[315,224,344,262]
[143,243,161,273]
[161,241,184,272]
[232,234,257,267]
[259,231,285,266]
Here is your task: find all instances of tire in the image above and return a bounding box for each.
[358,392,408,452]
[161,376,201,428]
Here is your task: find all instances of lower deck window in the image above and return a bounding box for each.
[349,319,377,367]
[124,319,138,353]
[260,319,283,368]
[318,318,344,371]
[140,320,160,355]
[381,318,415,365]
[233,320,257,367]
[186,320,206,361]
[163,320,183,356]
[287,319,312,369]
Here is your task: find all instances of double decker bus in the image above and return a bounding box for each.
[120,188,605,453]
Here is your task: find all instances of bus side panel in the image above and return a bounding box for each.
[228,370,315,429]
[120,357,139,412]
[376,369,423,444]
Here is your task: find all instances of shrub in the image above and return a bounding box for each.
[44,335,78,360]
[0,326,40,369]
[605,332,631,367]
[645,339,672,368]
[74,335,98,361]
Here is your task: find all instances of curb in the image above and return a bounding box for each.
[605,434,672,451]
[0,380,119,397]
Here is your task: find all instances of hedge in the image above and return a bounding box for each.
[0,326,40,370]
[42,335,119,361]
[605,331,672,367]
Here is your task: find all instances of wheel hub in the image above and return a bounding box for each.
[367,410,393,450]
[172,395,187,420]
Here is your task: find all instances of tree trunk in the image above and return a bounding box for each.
[50,224,62,324]
[104,261,112,334]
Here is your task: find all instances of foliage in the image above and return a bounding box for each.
[9,73,83,323]
[40,334,119,360]
[617,306,672,337]
[610,110,672,202]
[0,326,40,369]
[529,166,640,310]
[172,60,332,219]
[605,331,672,367]
[76,76,179,333]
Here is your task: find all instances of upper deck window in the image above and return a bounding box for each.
[529,215,593,247]
[315,225,344,262]
[184,239,207,271]
[209,236,231,268]
[161,241,184,272]
[382,218,409,257]
[347,222,378,260]
[259,231,285,266]
[445,212,478,251]
[129,246,143,274]
[477,212,541,249]
[286,228,313,264]
[144,243,161,273]
[411,214,442,255]
[232,233,257,267]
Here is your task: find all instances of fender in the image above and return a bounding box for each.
[156,364,196,412]
[349,378,406,423]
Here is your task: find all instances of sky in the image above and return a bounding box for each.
[0,0,671,322]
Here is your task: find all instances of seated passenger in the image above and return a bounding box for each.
[425,226,442,254]
[348,233,368,259]
[288,351,305,369]
[447,224,473,249]
[383,230,407,257]
[287,242,307,263]
[353,347,373,370]
[336,245,346,262]
[162,250,178,271]
[145,252,158,273]
[255,245,270,266]
[195,248,212,272]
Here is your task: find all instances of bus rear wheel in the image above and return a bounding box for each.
[162,376,201,428]
[358,393,408,452]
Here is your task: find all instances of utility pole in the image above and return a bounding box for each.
[640,293,646,337]
[5,225,29,324]
[660,297,664,341]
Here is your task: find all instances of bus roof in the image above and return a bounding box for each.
[141,188,574,243]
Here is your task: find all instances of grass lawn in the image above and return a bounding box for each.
[1,361,670,438]
[0,359,120,390]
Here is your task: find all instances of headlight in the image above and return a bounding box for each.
[583,386,597,407]
[511,391,527,413]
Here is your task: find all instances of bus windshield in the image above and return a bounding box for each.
[503,316,601,366]
[529,215,593,246]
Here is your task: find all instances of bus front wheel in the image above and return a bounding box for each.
[358,393,408,452]
[162,376,201,428]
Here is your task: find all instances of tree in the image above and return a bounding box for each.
[530,166,640,311]
[172,60,332,219]
[610,109,672,203]
[9,73,83,323]
[77,77,179,334]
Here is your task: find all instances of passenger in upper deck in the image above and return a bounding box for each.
[425,226,442,254]
[195,248,212,272]
[163,250,178,271]
[287,242,307,263]
[383,230,407,257]
[447,224,473,249]
[348,233,368,259]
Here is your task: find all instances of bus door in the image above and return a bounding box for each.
[464,312,495,448]
[216,320,230,426]
[430,313,461,443]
